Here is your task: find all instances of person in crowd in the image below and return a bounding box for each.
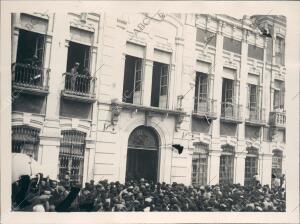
[11,174,286,212]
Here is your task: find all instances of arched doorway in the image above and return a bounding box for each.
[126,126,159,182]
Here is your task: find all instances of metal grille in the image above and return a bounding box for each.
[58,130,86,185]
[191,143,208,186]
[12,125,40,160]
[244,148,258,186]
[219,146,235,185]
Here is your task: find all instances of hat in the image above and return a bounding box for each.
[75,62,80,66]
[32,204,45,212]
[145,197,152,203]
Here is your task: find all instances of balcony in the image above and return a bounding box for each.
[12,63,50,96]
[61,73,96,103]
[245,107,266,126]
[269,111,286,128]
[220,102,243,123]
[192,98,217,120]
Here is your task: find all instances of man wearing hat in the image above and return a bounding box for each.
[69,62,80,91]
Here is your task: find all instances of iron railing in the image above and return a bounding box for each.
[62,72,96,98]
[12,63,50,91]
[220,102,242,121]
[269,111,286,127]
[193,98,217,117]
[246,107,266,124]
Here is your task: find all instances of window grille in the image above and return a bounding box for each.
[58,130,86,185]
[219,145,235,185]
[12,125,40,161]
[244,148,258,186]
[191,143,208,186]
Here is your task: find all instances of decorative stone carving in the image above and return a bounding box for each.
[175,114,184,131]
[111,103,121,125]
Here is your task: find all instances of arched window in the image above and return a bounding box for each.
[191,143,208,186]
[272,149,283,178]
[58,130,86,185]
[219,145,235,185]
[12,125,40,160]
[244,147,259,186]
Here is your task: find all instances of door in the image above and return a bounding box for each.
[126,126,160,182]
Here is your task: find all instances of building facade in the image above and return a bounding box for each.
[11,13,286,187]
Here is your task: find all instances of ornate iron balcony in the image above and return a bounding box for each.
[61,72,96,103]
[245,107,266,125]
[269,111,286,128]
[220,102,243,123]
[193,98,217,119]
[12,63,50,95]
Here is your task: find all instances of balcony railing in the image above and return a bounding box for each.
[193,98,217,119]
[12,63,50,94]
[269,111,286,127]
[245,107,266,125]
[220,102,243,123]
[61,73,96,102]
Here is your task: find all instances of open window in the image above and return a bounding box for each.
[221,78,235,117]
[66,41,91,74]
[122,55,143,104]
[194,72,208,112]
[151,62,169,108]
[16,29,45,67]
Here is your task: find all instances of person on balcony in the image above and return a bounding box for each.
[30,55,42,86]
[82,67,91,94]
[69,62,80,91]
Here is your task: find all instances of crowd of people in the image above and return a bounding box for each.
[12,174,286,212]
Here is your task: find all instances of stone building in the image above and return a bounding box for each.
[11,12,286,187]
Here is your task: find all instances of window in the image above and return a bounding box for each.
[222,78,234,103]
[273,80,285,110]
[16,29,45,67]
[14,29,46,87]
[248,44,264,61]
[221,78,235,118]
[65,42,92,94]
[196,28,216,47]
[66,41,91,74]
[12,125,40,161]
[151,62,169,108]
[191,143,208,186]
[275,36,285,66]
[219,145,235,185]
[272,150,283,178]
[223,37,241,54]
[244,148,258,186]
[194,72,208,112]
[122,55,143,104]
[248,84,258,117]
[58,130,86,185]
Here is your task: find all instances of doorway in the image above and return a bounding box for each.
[125,126,159,182]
